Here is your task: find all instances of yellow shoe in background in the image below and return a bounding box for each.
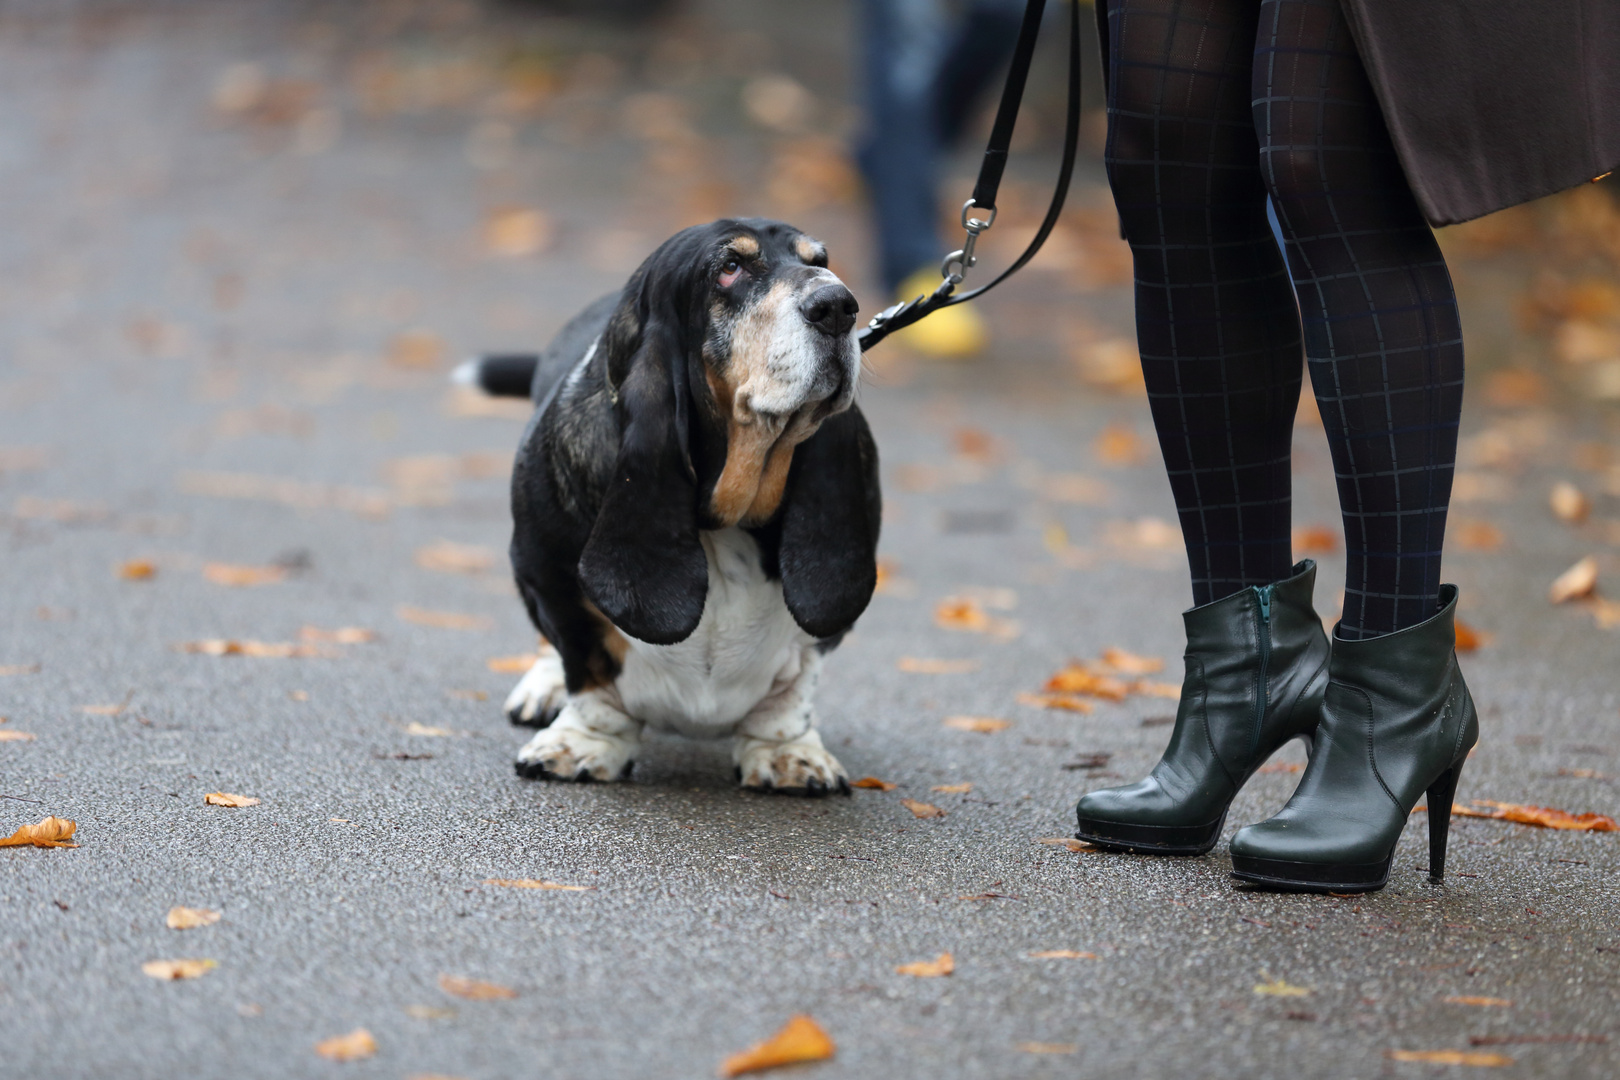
[890,268,988,359]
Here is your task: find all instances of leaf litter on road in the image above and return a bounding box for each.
[719,1014,835,1078]
[1549,556,1598,603]
[487,652,540,673]
[850,777,897,791]
[1028,950,1096,960]
[1254,975,1311,997]
[900,798,945,819]
[1016,692,1094,713]
[895,953,953,977]
[204,792,259,807]
[314,1028,377,1061]
[0,816,77,848]
[1446,800,1617,831]
[202,562,287,587]
[439,974,518,1000]
[142,958,216,980]
[1386,1049,1512,1067]
[177,639,328,658]
[896,657,981,674]
[119,559,157,581]
[482,878,593,891]
[397,604,494,631]
[942,716,1010,734]
[166,906,221,929]
[931,783,973,794]
[1444,996,1513,1007]
[934,597,1019,640]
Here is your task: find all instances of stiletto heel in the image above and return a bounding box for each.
[1425,761,1463,884]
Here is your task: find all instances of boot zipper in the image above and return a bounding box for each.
[1253,584,1273,755]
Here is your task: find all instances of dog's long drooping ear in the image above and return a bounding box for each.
[777,406,882,639]
[577,274,709,646]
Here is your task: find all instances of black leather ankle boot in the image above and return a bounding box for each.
[1075,560,1331,855]
[1229,584,1478,893]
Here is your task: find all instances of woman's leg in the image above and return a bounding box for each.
[1254,0,1464,638]
[1103,0,1304,607]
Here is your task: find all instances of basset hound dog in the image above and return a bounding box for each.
[456,219,880,795]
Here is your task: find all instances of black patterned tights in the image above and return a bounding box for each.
[1104,0,1464,638]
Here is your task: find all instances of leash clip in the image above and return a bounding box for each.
[942,199,998,284]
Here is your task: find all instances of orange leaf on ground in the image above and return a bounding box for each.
[1444,996,1513,1007]
[1043,664,1129,702]
[1099,647,1163,675]
[897,657,981,674]
[166,907,221,929]
[388,329,446,370]
[932,783,973,794]
[120,559,157,581]
[850,777,897,791]
[1454,520,1504,551]
[943,716,1010,734]
[415,541,497,574]
[177,639,324,658]
[1094,424,1145,465]
[314,1028,377,1061]
[438,974,518,1000]
[1549,556,1599,603]
[204,792,259,808]
[397,605,494,631]
[299,626,376,644]
[142,958,216,980]
[0,730,36,742]
[1291,525,1339,554]
[1028,950,1096,959]
[0,816,78,848]
[952,428,1000,462]
[203,562,287,587]
[1036,837,1096,852]
[0,664,41,676]
[933,598,1019,639]
[484,206,554,257]
[900,798,945,819]
[1386,1050,1512,1067]
[719,1015,835,1077]
[1549,481,1591,524]
[1015,691,1094,713]
[1450,800,1616,831]
[1454,620,1491,651]
[482,878,593,890]
[895,953,954,977]
[487,653,539,673]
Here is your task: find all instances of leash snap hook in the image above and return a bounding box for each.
[943,199,997,283]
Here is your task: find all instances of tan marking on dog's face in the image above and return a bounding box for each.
[794,235,826,264]
[728,235,761,258]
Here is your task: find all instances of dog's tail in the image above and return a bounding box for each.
[451,354,540,398]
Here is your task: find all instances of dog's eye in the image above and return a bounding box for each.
[718,260,742,287]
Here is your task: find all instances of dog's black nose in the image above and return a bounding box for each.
[799,284,859,337]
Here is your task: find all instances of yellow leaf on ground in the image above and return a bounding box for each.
[0,730,36,742]
[719,1015,836,1077]
[1017,1042,1078,1055]
[203,562,287,587]
[1254,976,1311,997]
[1454,620,1491,652]
[299,626,376,644]
[897,657,981,674]
[416,541,497,574]
[405,722,457,737]
[1099,647,1163,675]
[1386,1050,1513,1067]
[166,907,221,929]
[397,604,494,631]
[142,958,216,980]
[1043,664,1129,702]
[120,559,157,581]
[0,815,78,848]
[900,798,946,819]
[177,639,324,658]
[482,878,593,890]
[932,783,973,794]
[1094,424,1145,465]
[1549,556,1599,603]
[1550,481,1591,524]
[895,952,954,977]
[438,974,518,1000]
[314,1028,377,1061]
[1015,691,1094,713]
[943,716,1010,734]
[1444,996,1513,1007]
[487,653,539,673]
[1028,950,1097,960]
[933,597,1019,639]
[1291,525,1339,554]
[204,792,259,808]
[850,777,897,791]
[1036,837,1095,852]
[1450,800,1617,831]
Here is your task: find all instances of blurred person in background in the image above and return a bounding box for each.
[855,0,1027,358]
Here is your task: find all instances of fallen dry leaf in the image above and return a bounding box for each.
[1550,481,1592,524]
[142,958,216,980]
[0,664,41,676]
[1454,619,1491,652]
[1291,525,1339,554]
[896,657,981,674]
[942,716,1010,734]
[1035,837,1095,852]
[1386,1050,1512,1067]
[202,562,286,587]
[1015,691,1094,713]
[487,653,539,673]
[482,878,593,891]
[315,1028,377,1062]
[166,906,221,930]
[952,427,1001,463]
[850,777,897,791]
[1450,800,1617,831]
[404,1004,457,1020]
[397,605,494,631]
[1590,597,1620,629]
[1454,520,1504,551]
[177,639,324,658]
[900,798,946,819]
[204,792,259,808]
[484,206,553,257]
[0,816,78,848]
[120,559,157,581]
[1099,647,1163,675]
[299,626,375,644]
[719,1015,835,1078]
[1094,424,1145,465]
[1444,996,1513,1007]
[1072,337,1144,392]
[388,329,446,370]
[933,597,1019,639]
[439,974,518,1000]
[1549,556,1599,603]
[1131,680,1183,699]
[932,783,973,794]
[0,730,36,742]
[895,952,954,977]
[1028,950,1096,960]
[1043,664,1129,702]
[1016,1042,1078,1055]
[1254,976,1311,997]
[416,541,497,574]
[1483,368,1546,406]
[404,722,457,737]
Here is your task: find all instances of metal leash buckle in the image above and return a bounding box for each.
[941,198,998,284]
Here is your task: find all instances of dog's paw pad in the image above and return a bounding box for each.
[514,726,633,783]
[505,653,567,727]
[737,738,849,797]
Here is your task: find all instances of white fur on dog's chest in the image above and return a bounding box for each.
[614,527,812,738]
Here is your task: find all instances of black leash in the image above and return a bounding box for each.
[858,0,1082,353]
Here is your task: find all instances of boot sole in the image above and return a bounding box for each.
[1075,812,1226,856]
[1229,854,1391,893]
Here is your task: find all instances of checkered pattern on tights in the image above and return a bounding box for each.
[1103,0,1462,638]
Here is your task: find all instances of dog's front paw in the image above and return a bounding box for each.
[735,732,850,797]
[505,651,567,727]
[514,724,635,783]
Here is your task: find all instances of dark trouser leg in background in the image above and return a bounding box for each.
[1255,0,1463,639]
